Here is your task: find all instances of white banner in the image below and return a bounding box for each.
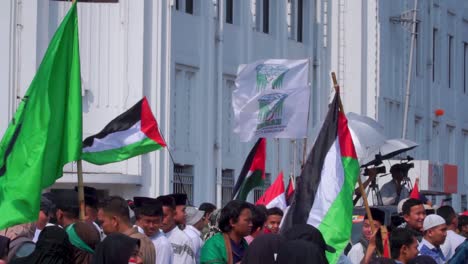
[233,59,310,142]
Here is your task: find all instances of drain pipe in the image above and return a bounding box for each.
[215,0,224,208]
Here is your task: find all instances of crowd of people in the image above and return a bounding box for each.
[0,186,467,264]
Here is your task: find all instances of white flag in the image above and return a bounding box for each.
[233,59,310,142]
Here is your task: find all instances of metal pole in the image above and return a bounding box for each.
[402,0,418,139]
[215,0,224,208]
[163,0,172,194]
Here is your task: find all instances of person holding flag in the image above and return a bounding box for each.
[0,0,82,230]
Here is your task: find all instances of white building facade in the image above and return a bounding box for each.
[0,0,331,207]
[330,0,468,210]
[1,0,467,211]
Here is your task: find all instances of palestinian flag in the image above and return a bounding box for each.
[285,175,295,205]
[256,171,287,210]
[232,138,266,201]
[82,97,166,165]
[281,93,359,264]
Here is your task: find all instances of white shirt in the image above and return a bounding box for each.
[380,180,410,205]
[347,242,365,264]
[184,225,204,264]
[136,226,174,264]
[164,226,196,264]
[33,223,56,242]
[440,230,466,260]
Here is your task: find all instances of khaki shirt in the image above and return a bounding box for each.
[123,226,156,264]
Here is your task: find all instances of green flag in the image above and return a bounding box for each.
[0,3,82,230]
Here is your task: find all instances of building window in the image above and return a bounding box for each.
[253,173,271,202]
[464,42,467,94]
[414,116,423,158]
[448,35,453,88]
[175,0,194,15]
[431,121,440,162]
[446,125,455,163]
[463,131,468,186]
[172,65,198,153]
[461,194,467,211]
[173,164,194,203]
[226,0,234,24]
[254,0,269,34]
[221,169,235,207]
[415,23,421,76]
[287,0,303,42]
[53,0,118,2]
[432,28,438,82]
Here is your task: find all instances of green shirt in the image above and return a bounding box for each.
[200,233,248,264]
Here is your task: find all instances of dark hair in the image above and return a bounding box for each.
[458,215,468,230]
[199,203,217,217]
[390,228,416,259]
[99,196,130,222]
[402,199,423,216]
[156,195,176,210]
[267,207,284,217]
[436,205,456,225]
[250,205,267,234]
[218,200,251,233]
[134,204,163,220]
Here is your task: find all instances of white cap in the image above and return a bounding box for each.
[423,214,446,231]
[186,206,205,226]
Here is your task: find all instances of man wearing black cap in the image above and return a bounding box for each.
[380,164,410,205]
[168,193,188,229]
[157,195,195,264]
[347,207,385,264]
[134,197,174,264]
[54,189,80,229]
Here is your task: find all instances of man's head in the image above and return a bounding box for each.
[199,202,216,225]
[133,197,163,237]
[97,196,131,235]
[38,195,55,230]
[362,208,385,241]
[458,215,468,237]
[219,200,252,237]
[168,194,187,226]
[185,206,205,231]
[156,195,177,233]
[250,205,267,237]
[390,164,408,182]
[422,214,447,247]
[436,205,457,230]
[390,228,419,263]
[265,207,283,234]
[55,190,80,228]
[402,198,426,231]
[79,186,99,223]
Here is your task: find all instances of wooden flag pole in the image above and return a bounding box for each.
[331,72,377,234]
[77,160,86,221]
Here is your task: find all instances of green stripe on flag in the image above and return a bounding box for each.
[82,137,164,165]
[318,156,360,264]
[237,170,263,201]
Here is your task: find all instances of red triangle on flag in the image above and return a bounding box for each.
[256,171,286,209]
[410,178,420,199]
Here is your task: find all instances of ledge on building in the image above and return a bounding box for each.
[56,172,142,185]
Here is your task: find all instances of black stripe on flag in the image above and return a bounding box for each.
[232,138,263,200]
[83,99,143,147]
[281,93,340,229]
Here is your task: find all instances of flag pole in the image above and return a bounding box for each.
[77,160,86,221]
[71,0,85,222]
[331,72,376,234]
